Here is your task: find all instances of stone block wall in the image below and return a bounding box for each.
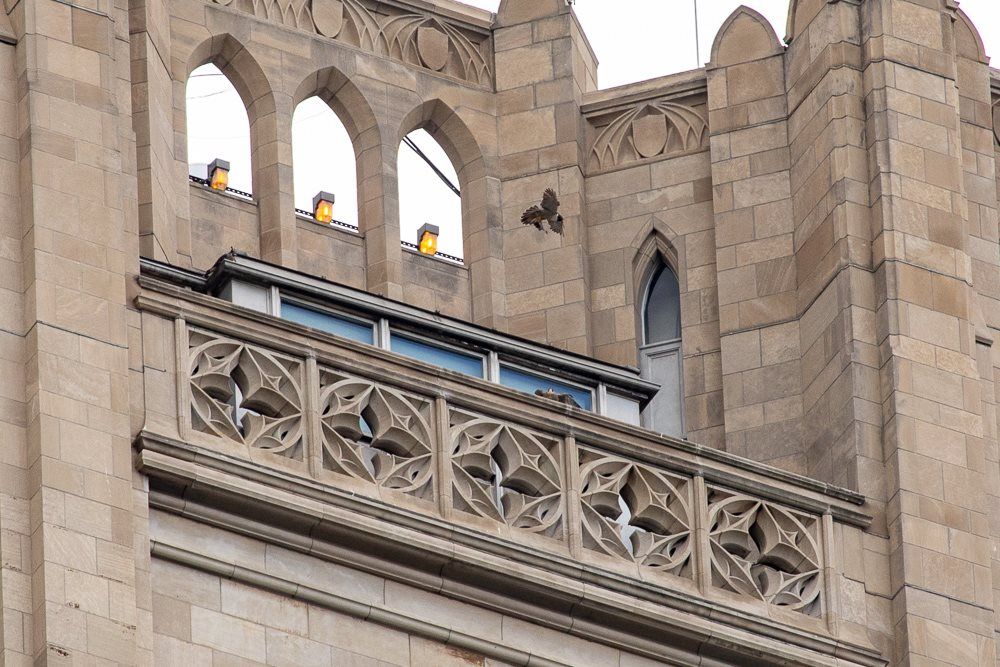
[1,0,1000,663]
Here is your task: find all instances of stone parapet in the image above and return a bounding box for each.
[132,272,885,665]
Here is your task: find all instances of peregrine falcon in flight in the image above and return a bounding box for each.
[521,189,564,235]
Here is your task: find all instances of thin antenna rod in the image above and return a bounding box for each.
[693,0,701,67]
[403,136,461,197]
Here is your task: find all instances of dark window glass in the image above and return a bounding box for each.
[390,334,484,378]
[281,302,374,345]
[498,365,593,410]
[643,264,681,344]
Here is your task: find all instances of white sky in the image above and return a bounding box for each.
[188,0,1000,260]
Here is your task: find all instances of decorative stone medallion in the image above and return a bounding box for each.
[313,0,345,38]
[632,114,668,159]
[417,26,450,71]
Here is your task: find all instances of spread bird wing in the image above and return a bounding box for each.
[548,216,564,235]
[521,205,545,229]
[541,188,560,214]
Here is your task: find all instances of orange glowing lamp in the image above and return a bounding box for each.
[313,191,335,224]
[208,159,230,191]
[417,223,439,255]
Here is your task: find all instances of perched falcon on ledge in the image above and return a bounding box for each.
[521,188,564,235]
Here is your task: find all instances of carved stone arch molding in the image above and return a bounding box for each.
[183,33,275,122]
[208,0,493,87]
[589,101,708,173]
[293,67,383,236]
[628,221,682,310]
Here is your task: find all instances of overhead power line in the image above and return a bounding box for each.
[693,0,701,67]
[403,135,461,197]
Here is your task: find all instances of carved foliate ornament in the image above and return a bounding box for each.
[220,0,312,29]
[188,330,304,460]
[209,0,491,86]
[318,369,434,499]
[313,0,345,37]
[449,410,563,537]
[589,101,708,172]
[707,487,822,616]
[578,449,693,576]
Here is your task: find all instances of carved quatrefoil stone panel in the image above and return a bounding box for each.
[318,368,434,499]
[589,101,709,172]
[578,448,693,577]
[209,0,492,86]
[188,329,305,460]
[707,487,823,617]
[449,410,564,537]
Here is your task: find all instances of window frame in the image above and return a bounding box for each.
[497,360,596,411]
[279,296,378,346]
[203,260,657,425]
[388,326,488,379]
[638,259,685,437]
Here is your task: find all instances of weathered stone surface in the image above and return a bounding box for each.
[8,0,1000,665]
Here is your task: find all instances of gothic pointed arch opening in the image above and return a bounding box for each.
[186,63,253,194]
[638,255,684,438]
[292,97,359,228]
[397,128,463,260]
[292,67,381,235]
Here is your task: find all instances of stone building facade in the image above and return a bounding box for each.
[0,0,998,664]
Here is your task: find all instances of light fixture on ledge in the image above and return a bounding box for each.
[417,223,439,256]
[313,191,335,223]
[208,158,230,191]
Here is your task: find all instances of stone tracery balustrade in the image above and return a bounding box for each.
[317,367,435,498]
[450,409,565,537]
[180,324,844,621]
[578,447,694,578]
[189,329,306,460]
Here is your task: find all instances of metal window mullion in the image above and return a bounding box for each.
[269,286,282,317]
[377,318,391,350]
[596,383,609,416]
[487,351,500,383]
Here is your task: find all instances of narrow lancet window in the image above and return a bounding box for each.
[640,263,684,437]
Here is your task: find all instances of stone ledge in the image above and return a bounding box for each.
[152,540,567,667]
[137,433,887,667]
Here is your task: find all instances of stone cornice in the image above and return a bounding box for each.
[580,69,707,118]
[138,432,887,667]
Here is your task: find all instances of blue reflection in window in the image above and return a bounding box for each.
[281,302,374,345]
[390,334,484,378]
[498,365,593,410]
